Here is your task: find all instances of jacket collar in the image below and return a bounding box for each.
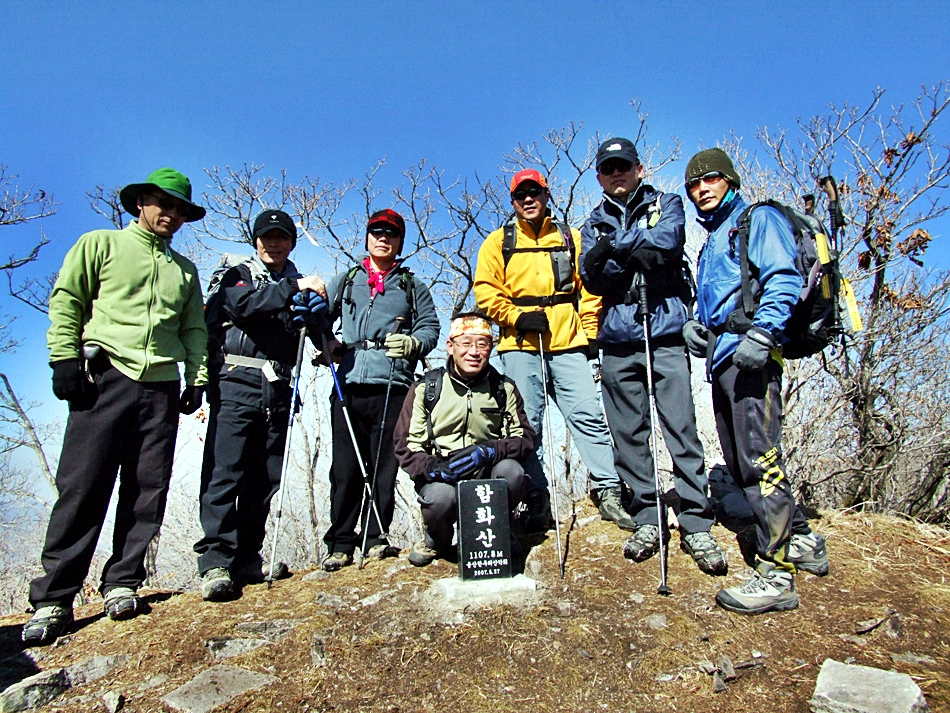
[696,192,746,232]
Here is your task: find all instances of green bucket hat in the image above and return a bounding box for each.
[119,167,206,222]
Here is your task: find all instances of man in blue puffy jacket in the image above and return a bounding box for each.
[581,138,726,576]
[683,148,807,614]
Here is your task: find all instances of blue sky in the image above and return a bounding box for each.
[2,1,948,418]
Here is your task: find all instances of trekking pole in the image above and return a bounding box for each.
[358,316,404,569]
[321,331,387,551]
[537,335,566,579]
[266,326,307,588]
[636,276,671,596]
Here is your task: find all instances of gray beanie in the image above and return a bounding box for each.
[684,148,741,189]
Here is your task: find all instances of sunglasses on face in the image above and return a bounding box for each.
[686,172,725,190]
[597,159,633,176]
[511,186,545,202]
[368,226,402,239]
[147,193,190,216]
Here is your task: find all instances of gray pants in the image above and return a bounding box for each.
[600,342,713,534]
[415,459,527,550]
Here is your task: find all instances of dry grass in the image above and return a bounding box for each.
[2,505,949,712]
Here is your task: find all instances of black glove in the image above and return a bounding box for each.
[446,444,497,481]
[515,310,549,334]
[733,326,776,371]
[180,386,204,414]
[51,359,86,402]
[426,457,456,484]
[584,339,600,361]
[682,320,709,358]
[583,237,614,273]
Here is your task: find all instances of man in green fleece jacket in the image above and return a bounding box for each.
[23,168,209,647]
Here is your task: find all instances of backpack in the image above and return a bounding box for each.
[502,219,578,308]
[421,366,510,457]
[205,254,272,361]
[726,199,844,359]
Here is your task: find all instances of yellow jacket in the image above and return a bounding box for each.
[474,215,600,353]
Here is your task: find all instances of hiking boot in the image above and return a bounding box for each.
[408,541,438,567]
[322,551,353,572]
[21,604,73,647]
[103,587,142,621]
[715,563,799,615]
[681,531,728,576]
[787,532,829,576]
[524,489,554,533]
[592,487,637,531]
[365,543,400,561]
[234,561,290,585]
[623,524,661,562]
[201,567,235,601]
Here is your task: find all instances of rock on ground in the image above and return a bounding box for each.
[161,665,277,713]
[810,658,930,713]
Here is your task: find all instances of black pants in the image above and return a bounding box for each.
[712,359,795,573]
[601,342,713,533]
[30,366,179,607]
[194,370,291,574]
[323,384,406,556]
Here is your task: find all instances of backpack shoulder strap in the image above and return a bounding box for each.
[502,221,517,269]
[422,367,445,454]
[331,265,361,319]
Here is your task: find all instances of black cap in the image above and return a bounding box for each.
[252,209,297,247]
[595,137,640,168]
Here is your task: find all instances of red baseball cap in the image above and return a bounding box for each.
[509,169,548,193]
[367,208,406,235]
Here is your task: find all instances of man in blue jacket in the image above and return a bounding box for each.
[581,138,726,575]
[683,148,808,613]
[195,209,326,601]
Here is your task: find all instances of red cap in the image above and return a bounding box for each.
[509,169,548,193]
[367,208,406,235]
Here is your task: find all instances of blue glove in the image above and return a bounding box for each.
[733,326,775,371]
[446,444,497,481]
[292,292,328,330]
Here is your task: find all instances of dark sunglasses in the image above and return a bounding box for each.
[368,226,402,239]
[511,186,545,202]
[597,159,633,176]
[686,172,725,190]
[147,193,190,216]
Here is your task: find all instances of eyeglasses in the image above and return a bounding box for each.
[452,338,492,352]
[146,193,190,217]
[686,172,725,191]
[511,186,545,202]
[597,159,633,176]
[368,226,402,239]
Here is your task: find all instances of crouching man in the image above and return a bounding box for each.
[394,312,535,566]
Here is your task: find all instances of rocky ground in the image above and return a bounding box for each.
[1,504,948,712]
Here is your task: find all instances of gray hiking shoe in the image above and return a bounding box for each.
[365,543,400,561]
[234,561,290,585]
[408,540,438,567]
[592,487,636,531]
[103,586,142,621]
[681,531,728,576]
[787,532,829,576]
[322,551,353,572]
[201,567,235,601]
[22,604,73,647]
[715,563,799,614]
[623,524,661,562]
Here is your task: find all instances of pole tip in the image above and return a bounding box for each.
[657,585,672,596]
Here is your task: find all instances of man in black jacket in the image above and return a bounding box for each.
[195,209,325,601]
